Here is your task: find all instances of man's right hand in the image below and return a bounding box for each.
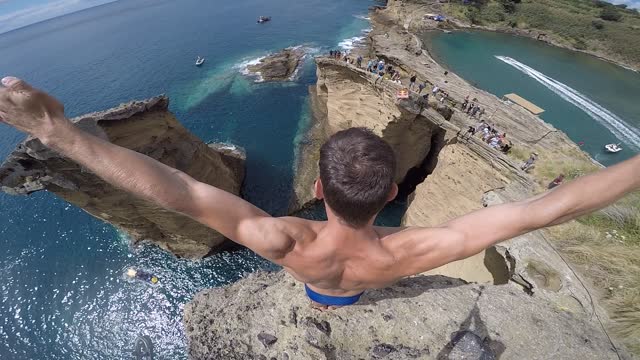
[0,77,70,142]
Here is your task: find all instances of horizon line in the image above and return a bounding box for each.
[0,0,120,37]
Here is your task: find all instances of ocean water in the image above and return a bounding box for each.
[424,31,640,166]
[0,0,382,358]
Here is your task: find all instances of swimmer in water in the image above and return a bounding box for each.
[127,268,159,284]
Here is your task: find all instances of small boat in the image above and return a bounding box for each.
[257,16,271,23]
[132,335,154,360]
[195,57,205,66]
[604,143,622,153]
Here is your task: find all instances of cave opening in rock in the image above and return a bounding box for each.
[396,127,447,201]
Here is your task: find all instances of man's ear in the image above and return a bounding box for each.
[314,178,324,200]
[387,183,398,202]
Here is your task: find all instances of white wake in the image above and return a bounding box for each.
[496,55,640,150]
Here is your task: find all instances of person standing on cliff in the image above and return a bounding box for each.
[409,74,417,91]
[548,174,565,189]
[1,77,639,309]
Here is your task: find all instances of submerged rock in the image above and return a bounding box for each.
[247,47,306,81]
[184,271,621,359]
[0,96,245,259]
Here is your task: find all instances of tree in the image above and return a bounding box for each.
[600,6,622,21]
[500,0,518,14]
[466,6,482,24]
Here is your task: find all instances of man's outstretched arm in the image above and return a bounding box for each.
[0,77,293,260]
[394,154,640,277]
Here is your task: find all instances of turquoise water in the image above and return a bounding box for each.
[0,0,382,358]
[425,30,640,166]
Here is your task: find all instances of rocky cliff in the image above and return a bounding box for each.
[204,41,629,356]
[185,271,624,360]
[0,96,245,259]
[290,58,448,213]
[184,53,631,354]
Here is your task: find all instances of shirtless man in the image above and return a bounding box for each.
[1,77,638,309]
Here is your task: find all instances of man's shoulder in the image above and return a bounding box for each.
[377,226,458,251]
[273,216,324,241]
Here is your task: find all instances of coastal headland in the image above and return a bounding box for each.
[0,0,636,358]
[187,0,636,358]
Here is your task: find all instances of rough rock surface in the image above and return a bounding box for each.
[0,96,245,258]
[185,271,622,360]
[247,47,306,81]
[290,58,447,212]
[279,1,633,356]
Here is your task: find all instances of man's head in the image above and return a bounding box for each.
[316,128,397,228]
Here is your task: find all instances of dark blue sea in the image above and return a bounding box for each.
[0,0,383,358]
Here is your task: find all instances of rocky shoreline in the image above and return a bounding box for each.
[185,1,633,358]
[0,97,246,259]
[452,25,639,73]
[0,0,631,358]
[246,47,307,82]
[386,0,639,72]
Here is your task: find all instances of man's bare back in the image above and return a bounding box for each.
[0,77,638,307]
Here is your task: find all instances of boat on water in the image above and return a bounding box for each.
[604,143,622,153]
[195,56,205,66]
[132,335,154,360]
[257,16,271,23]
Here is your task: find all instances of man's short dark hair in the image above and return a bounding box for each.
[319,128,396,227]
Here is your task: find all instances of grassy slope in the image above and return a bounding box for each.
[444,0,640,69]
[506,147,640,354]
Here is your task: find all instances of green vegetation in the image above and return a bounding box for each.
[600,6,623,21]
[444,0,640,68]
[505,145,530,162]
[512,151,640,354]
[550,192,640,355]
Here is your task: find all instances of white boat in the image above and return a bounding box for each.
[604,143,622,153]
[195,57,205,66]
[257,16,271,23]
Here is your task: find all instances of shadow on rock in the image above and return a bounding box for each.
[436,288,506,360]
[358,275,468,305]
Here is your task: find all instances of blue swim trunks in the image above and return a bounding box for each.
[305,284,364,306]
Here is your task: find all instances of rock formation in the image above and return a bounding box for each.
[290,58,447,213]
[184,271,624,360]
[0,96,245,259]
[238,0,634,357]
[247,47,306,81]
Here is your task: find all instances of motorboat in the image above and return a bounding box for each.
[195,57,205,66]
[257,16,271,23]
[604,143,622,153]
[132,335,154,359]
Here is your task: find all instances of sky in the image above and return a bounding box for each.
[611,0,640,8]
[0,0,638,35]
[0,0,117,34]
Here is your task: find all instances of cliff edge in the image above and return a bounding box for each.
[185,271,622,359]
[0,96,245,258]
